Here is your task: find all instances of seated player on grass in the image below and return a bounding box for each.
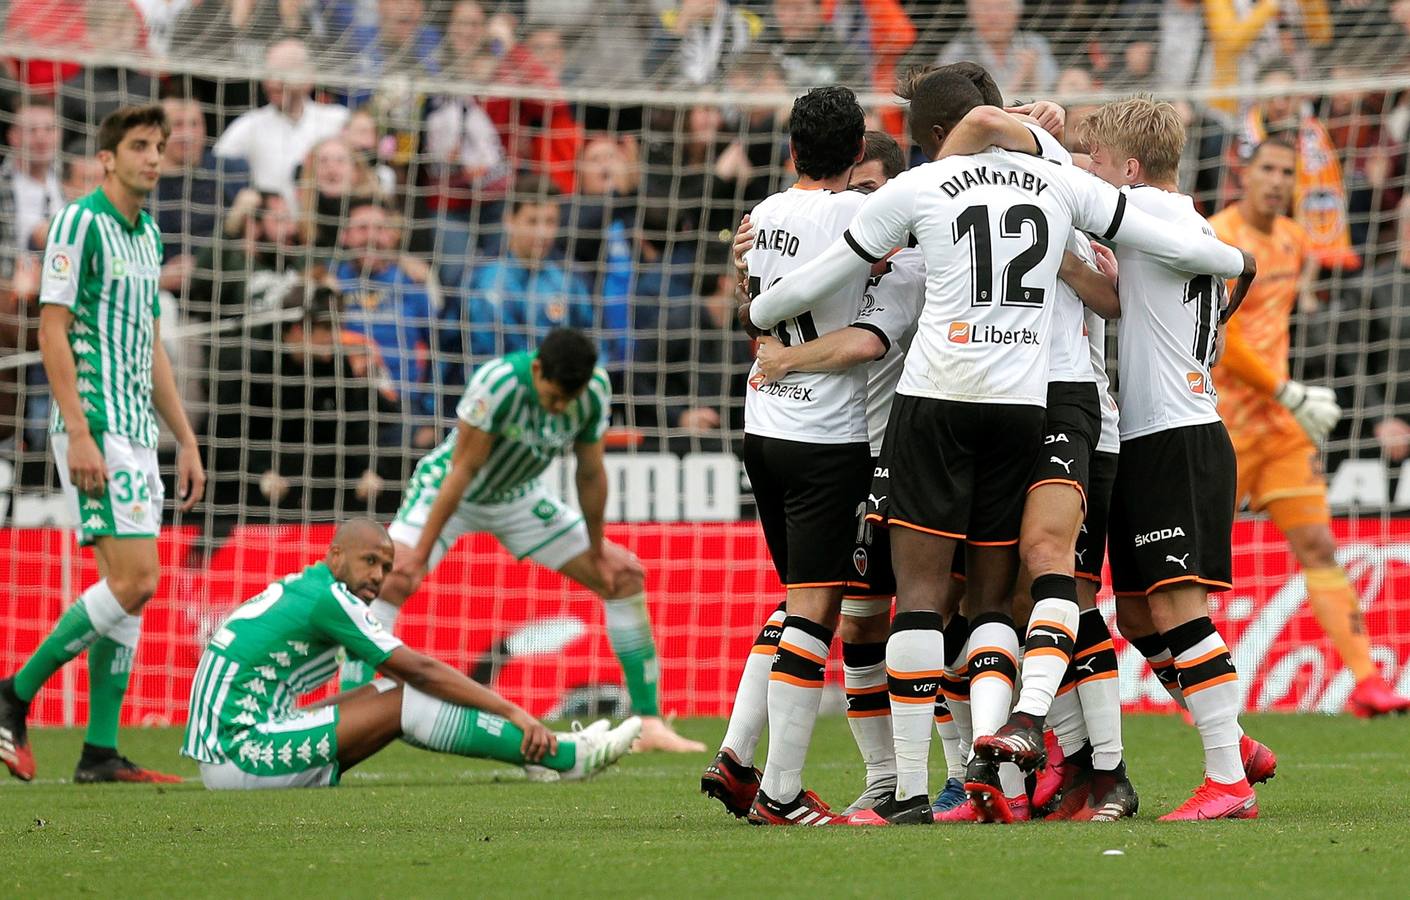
[181,518,640,789]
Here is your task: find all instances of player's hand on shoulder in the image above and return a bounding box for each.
[1090,241,1118,284]
[1276,380,1342,443]
[1010,100,1065,138]
[736,295,764,339]
[733,214,755,277]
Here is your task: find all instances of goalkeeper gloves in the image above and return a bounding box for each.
[1276,380,1341,443]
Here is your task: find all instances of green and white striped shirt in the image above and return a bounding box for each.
[181,563,402,767]
[412,351,611,505]
[39,188,164,447]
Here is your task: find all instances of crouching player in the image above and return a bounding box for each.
[181,518,639,789]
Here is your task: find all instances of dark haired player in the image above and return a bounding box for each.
[746,69,1252,824]
[1,104,206,783]
[342,327,701,753]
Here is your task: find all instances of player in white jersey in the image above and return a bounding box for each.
[717,85,875,827]
[1078,97,1267,822]
[745,70,1250,826]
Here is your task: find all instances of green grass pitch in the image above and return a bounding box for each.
[4,714,1408,898]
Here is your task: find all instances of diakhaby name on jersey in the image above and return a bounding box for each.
[940,165,1050,199]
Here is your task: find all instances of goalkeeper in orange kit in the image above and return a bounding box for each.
[1211,138,1410,717]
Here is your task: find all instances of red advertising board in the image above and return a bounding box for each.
[2,519,1408,725]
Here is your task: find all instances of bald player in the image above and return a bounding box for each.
[180,518,640,789]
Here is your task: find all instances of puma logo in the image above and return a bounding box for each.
[1166,553,1191,570]
[1050,457,1074,475]
[868,493,887,507]
[1076,657,1096,675]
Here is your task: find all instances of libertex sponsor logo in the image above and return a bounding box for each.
[947,322,1040,346]
[1187,372,1207,394]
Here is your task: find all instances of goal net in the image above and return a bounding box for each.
[2,0,1409,725]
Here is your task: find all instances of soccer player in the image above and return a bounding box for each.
[1079,97,1266,820]
[1211,139,1410,717]
[182,518,639,789]
[340,327,702,753]
[0,105,206,784]
[746,72,1250,825]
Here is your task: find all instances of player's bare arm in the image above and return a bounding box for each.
[573,439,643,591]
[754,327,886,383]
[37,304,106,497]
[937,105,1052,159]
[150,319,205,510]
[401,422,494,577]
[1059,249,1120,318]
[378,646,557,762]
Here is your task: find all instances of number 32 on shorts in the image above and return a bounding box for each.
[111,469,150,504]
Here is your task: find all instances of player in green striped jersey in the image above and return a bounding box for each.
[342,328,703,753]
[0,105,206,784]
[183,519,639,790]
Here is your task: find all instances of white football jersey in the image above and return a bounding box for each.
[1049,230,1099,383]
[1087,306,1121,454]
[844,149,1244,408]
[744,186,871,443]
[1113,186,1228,440]
[857,247,925,455]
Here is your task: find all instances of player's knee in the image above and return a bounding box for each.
[608,569,644,599]
[109,570,159,608]
[1114,599,1153,641]
[1289,527,1337,569]
[1019,527,1074,576]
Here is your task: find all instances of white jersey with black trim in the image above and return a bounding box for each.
[1049,230,1099,384]
[1087,306,1121,453]
[857,247,925,455]
[839,149,1245,408]
[744,186,871,443]
[1113,186,1228,440]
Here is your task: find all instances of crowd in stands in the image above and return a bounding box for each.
[5,0,1410,522]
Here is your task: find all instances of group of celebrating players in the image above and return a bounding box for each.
[1,61,1405,811]
[702,60,1409,827]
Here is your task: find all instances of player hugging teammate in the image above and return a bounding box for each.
[707,64,1278,825]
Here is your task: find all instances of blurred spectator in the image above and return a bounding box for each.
[343,107,398,197]
[567,135,640,305]
[189,191,311,320]
[524,27,572,84]
[1203,0,1331,115]
[1228,62,1359,270]
[1346,197,1410,462]
[60,144,105,201]
[298,136,385,250]
[3,101,64,254]
[1173,101,1231,214]
[57,1,159,145]
[938,0,1058,99]
[642,0,763,86]
[333,200,440,446]
[761,0,866,90]
[210,286,392,520]
[631,240,750,451]
[0,256,39,447]
[213,38,350,196]
[167,0,326,80]
[154,92,250,278]
[1323,64,1405,252]
[434,0,582,194]
[346,0,443,96]
[1055,66,1099,152]
[1157,0,1209,91]
[3,0,84,90]
[460,177,593,363]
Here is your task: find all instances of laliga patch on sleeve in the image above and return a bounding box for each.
[466,396,491,427]
[45,251,73,281]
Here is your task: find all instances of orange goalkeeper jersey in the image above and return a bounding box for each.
[1209,205,1312,437]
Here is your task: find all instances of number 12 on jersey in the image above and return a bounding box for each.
[952,204,1050,308]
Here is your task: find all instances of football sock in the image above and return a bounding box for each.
[967,612,1020,747]
[933,696,965,781]
[1013,575,1079,719]
[84,610,141,750]
[1129,631,1187,709]
[1074,608,1123,771]
[719,603,785,766]
[760,615,832,801]
[14,579,126,703]
[886,609,944,801]
[338,600,400,692]
[1305,567,1377,681]
[603,592,661,716]
[941,614,973,763]
[1048,663,1088,755]
[999,761,1026,800]
[842,640,895,786]
[1165,617,1244,784]
[400,684,575,771]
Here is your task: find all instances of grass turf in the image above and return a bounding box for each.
[3,714,1408,898]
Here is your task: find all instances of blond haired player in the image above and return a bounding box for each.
[1211,139,1410,717]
